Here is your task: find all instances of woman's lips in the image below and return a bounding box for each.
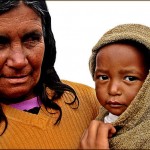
[1,74,30,84]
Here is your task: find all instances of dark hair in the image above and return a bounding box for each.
[0,0,79,135]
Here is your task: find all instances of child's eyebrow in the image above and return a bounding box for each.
[119,69,144,76]
[94,69,108,74]
[95,68,144,77]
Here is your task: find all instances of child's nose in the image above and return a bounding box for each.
[108,81,122,96]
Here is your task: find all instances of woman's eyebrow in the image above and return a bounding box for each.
[22,30,43,40]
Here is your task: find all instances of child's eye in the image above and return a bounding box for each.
[98,75,109,80]
[124,76,138,81]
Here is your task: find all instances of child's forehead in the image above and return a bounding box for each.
[98,40,149,58]
[95,43,147,79]
[96,43,147,67]
[98,42,143,55]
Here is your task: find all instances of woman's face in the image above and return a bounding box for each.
[94,43,148,116]
[0,3,45,101]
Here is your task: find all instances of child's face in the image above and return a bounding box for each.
[94,43,148,116]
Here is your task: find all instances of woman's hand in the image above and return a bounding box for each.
[79,120,116,149]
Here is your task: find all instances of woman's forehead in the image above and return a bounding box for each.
[0,2,41,22]
[0,3,42,33]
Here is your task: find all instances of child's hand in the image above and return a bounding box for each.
[79,120,116,149]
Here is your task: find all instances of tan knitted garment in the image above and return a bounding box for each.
[89,24,150,149]
[89,24,150,78]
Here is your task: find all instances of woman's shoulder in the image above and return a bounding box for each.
[61,80,94,91]
[61,80,99,106]
[61,80,100,117]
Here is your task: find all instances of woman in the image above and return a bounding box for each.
[0,0,99,149]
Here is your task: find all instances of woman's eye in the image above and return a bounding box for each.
[98,75,108,80]
[22,33,42,48]
[24,37,40,46]
[0,36,9,49]
[124,76,138,81]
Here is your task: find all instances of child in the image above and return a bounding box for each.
[80,24,150,149]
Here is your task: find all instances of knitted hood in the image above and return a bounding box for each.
[89,24,150,79]
[92,24,150,149]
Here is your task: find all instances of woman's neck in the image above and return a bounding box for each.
[10,96,41,111]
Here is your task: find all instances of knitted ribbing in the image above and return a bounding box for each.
[0,80,100,149]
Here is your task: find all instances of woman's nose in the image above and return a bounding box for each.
[6,44,28,69]
[108,81,122,96]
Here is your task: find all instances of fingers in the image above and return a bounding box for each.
[95,121,116,148]
[79,120,100,149]
[108,125,116,138]
[79,120,116,149]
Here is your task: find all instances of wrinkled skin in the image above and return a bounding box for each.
[0,3,45,102]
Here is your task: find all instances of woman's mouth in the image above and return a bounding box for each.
[1,74,30,84]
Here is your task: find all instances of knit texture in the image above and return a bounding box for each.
[0,80,100,149]
[93,24,150,149]
[89,24,150,78]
